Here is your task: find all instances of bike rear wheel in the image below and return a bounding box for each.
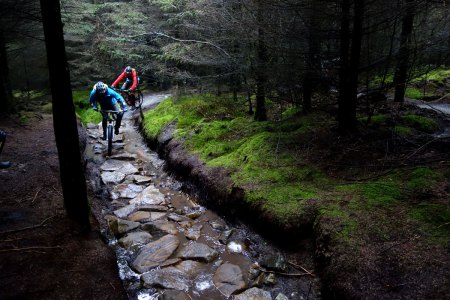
[107,124,113,156]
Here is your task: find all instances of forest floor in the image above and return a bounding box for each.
[0,113,128,299]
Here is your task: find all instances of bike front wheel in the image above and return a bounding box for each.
[135,90,143,109]
[107,124,113,156]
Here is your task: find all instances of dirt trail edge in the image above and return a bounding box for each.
[0,114,128,299]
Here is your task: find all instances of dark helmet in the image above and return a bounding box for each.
[125,66,132,74]
[94,81,108,94]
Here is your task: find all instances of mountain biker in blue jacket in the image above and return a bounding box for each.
[89,82,128,139]
[0,130,11,169]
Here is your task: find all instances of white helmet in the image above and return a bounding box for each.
[94,82,108,94]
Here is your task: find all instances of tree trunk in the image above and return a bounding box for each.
[0,30,12,114]
[393,0,415,103]
[302,0,321,113]
[338,0,364,133]
[40,0,90,230]
[338,0,351,132]
[254,0,267,122]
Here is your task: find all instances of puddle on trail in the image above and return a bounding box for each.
[84,93,321,300]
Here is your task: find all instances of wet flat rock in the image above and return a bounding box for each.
[128,210,151,222]
[100,159,138,174]
[130,184,166,206]
[131,175,152,185]
[158,290,191,300]
[131,234,180,273]
[111,183,144,199]
[141,219,179,236]
[177,242,218,263]
[110,152,137,161]
[213,263,246,297]
[118,231,153,249]
[141,266,191,291]
[174,260,204,278]
[185,224,203,241]
[139,205,169,212]
[101,171,127,185]
[106,216,140,236]
[233,287,273,300]
[129,211,166,222]
[113,203,137,219]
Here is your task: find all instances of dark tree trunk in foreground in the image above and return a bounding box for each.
[40,0,90,230]
[338,0,364,133]
[0,30,12,114]
[338,0,352,132]
[394,0,415,103]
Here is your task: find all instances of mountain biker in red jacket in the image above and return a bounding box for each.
[89,82,128,139]
[111,66,138,91]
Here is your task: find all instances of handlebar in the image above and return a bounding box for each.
[110,87,138,93]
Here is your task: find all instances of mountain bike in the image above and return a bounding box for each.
[111,87,143,109]
[101,110,123,156]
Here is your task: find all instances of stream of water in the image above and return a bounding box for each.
[84,93,321,300]
[408,99,450,137]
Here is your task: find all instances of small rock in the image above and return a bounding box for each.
[233,287,272,300]
[141,267,191,291]
[213,263,246,297]
[177,242,218,263]
[131,234,180,273]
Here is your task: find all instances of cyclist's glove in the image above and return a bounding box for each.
[93,106,98,112]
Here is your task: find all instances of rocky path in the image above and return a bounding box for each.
[83,93,320,300]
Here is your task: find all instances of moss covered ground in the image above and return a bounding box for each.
[142,94,449,252]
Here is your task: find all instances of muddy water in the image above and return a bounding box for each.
[84,93,320,300]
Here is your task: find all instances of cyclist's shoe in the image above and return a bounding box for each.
[101,130,106,140]
[0,161,11,169]
[114,127,120,135]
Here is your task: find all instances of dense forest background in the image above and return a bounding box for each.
[2,0,450,128]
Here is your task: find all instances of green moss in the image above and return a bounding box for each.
[406,167,440,191]
[72,90,102,125]
[409,204,450,244]
[358,114,387,125]
[319,205,358,238]
[143,98,179,138]
[364,180,403,206]
[41,103,53,114]
[281,106,301,119]
[245,184,317,222]
[401,114,439,133]
[405,87,423,99]
[12,90,46,99]
[414,68,450,84]
[394,125,413,136]
[19,112,30,124]
[337,178,403,207]
[140,92,447,244]
[371,73,394,85]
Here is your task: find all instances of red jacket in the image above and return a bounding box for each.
[111,68,138,90]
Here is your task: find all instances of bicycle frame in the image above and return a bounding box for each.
[111,87,143,109]
[100,110,122,156]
